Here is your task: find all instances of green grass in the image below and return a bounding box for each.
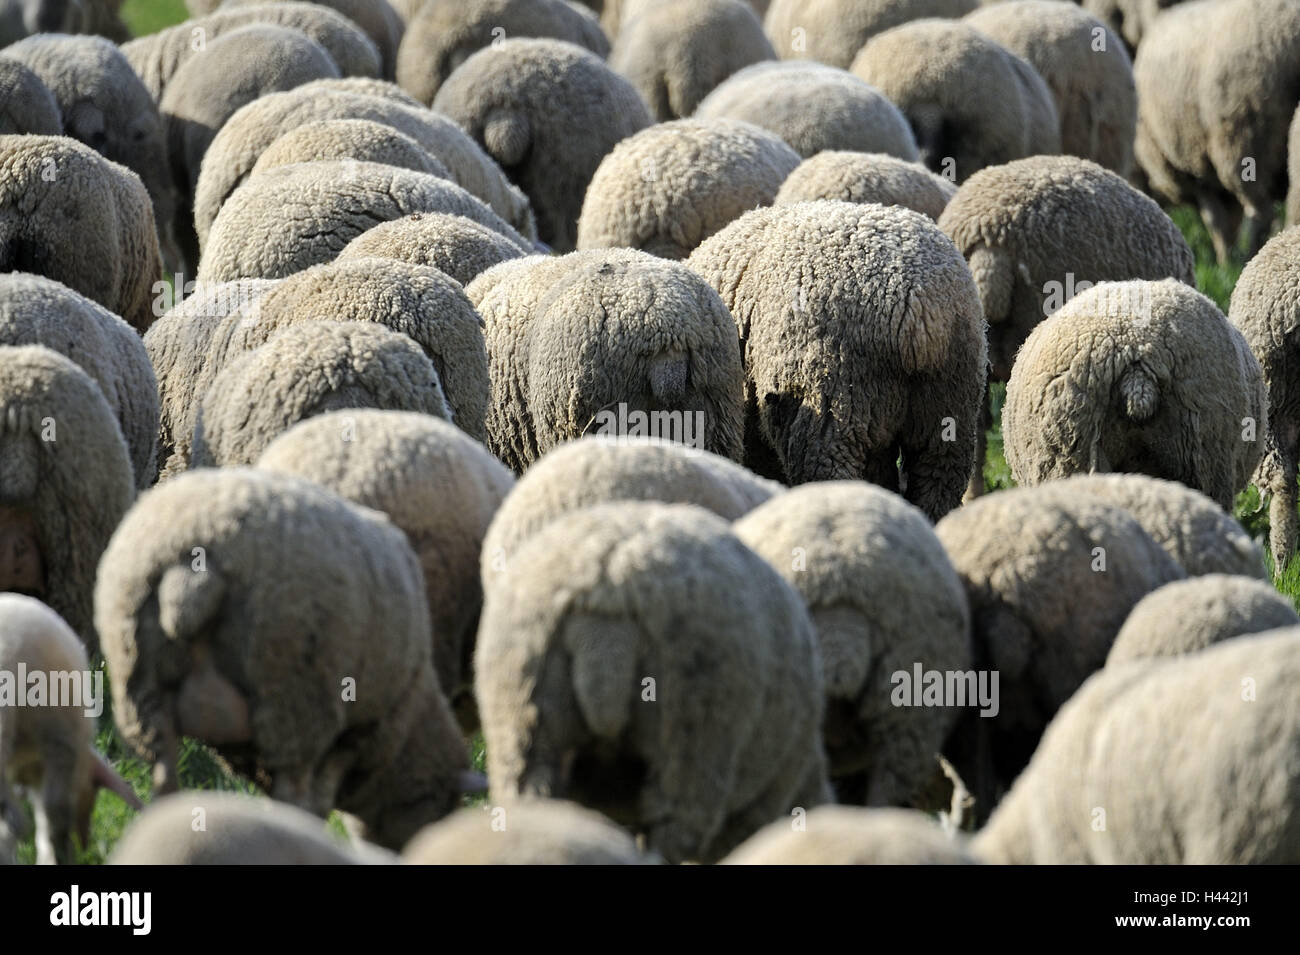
[1167,206,1244,312]
[121,0,189,37]
[981,382,1014,494]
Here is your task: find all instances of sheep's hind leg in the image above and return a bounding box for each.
[151,721,182,796]
[1244,204,1276,260]
[1198,192,1243,265]
[1270,453,1299,573]
[270,766,318,815]
[38,743,82,865]
[306,751,354,821]
[0,727,29,863]
[965,390,993,502]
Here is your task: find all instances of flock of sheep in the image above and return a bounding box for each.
[1,0,1299,866]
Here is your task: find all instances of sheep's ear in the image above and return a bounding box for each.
[156,562,225,641]
[966,245,1014,325]
[562,614,637,740]
[91,749,142,810]
[482,109,531,168]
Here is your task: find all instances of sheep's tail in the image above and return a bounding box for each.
[649,350,689,405]
[156,563,225,643]
[153,564,252,744]
[1118,363,1158,421]
[966,245,1013,325]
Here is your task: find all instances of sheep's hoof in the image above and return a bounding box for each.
[0,506,43,597]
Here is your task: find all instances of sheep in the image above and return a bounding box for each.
[0,346,135,654]
[396,0,611,105]
[733,482,972,807]
[936,156,1194,495]
[1080,0,1191,53]
[851,19,1061,182]
[1108,575,1299,665]
[974,627,1300,863]
[250,118,450,180]
[477,501,831,864]
[576,119,801,260]
[298,76,423,105]
[933,485,1185,814]
[693,60,919,160]
[160,28,342,196]
[0,1,71,46]
[257,410,512,730]
[198,160,528,283]
[0,135,154,334]
[193,321,451,468]
[763,0,979,68]
[463,251,552,306]
[469,249,746,472]
[0,273,158,490]
[122,2,381,102]
[609,0,774,121]
[685,200,986,521]
[0,0,129,47]
[219,0,405,79]
[195,256,487,439]
[1134,0,1300,263]
[1003,279,1266,510]
[480,436,780,581]
[1,34,181,272]
[433,39,651,252]
[774,151,955,220]
[938,156,1193,385]
[110,792,391,865]
[159,26,342,273]
[1228,226,1300,568]
[336,211,529,285]
[192,86,537,250]
[0,59,60,135]
[403,800,649,864]
[963,1,1136,177]
[1287,108,1300,230]
[94,468,472,851]
[0,595,140,866]
[1042,473,1268,580]
[722,807,982,864]
[144,278,280,482]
